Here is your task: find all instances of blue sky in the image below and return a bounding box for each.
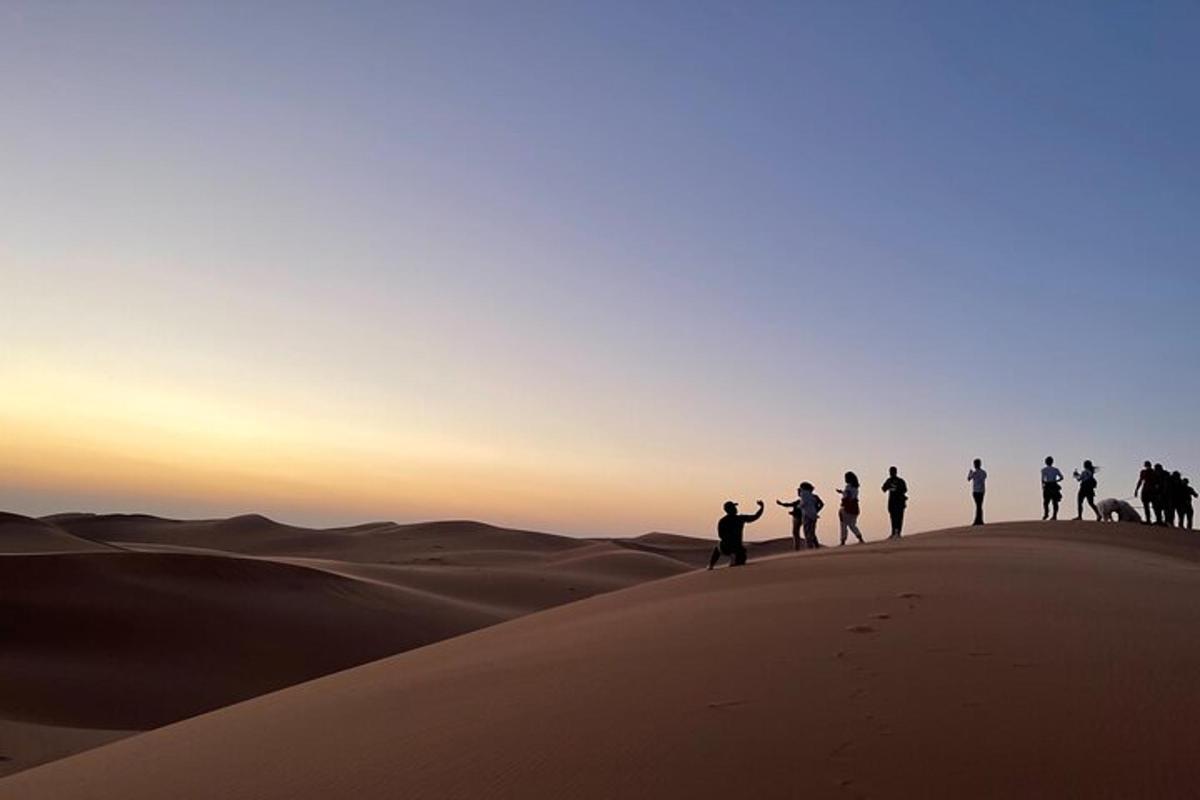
[1,2,1197,536]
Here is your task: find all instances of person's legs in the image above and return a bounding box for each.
[1185,508,1194,530]
[1042,490,1051,521]
[838,511,848,545]
[1075,491,1085,520]
[1051,495,1060,520]
[847,514,864,542]
[896,508,905,536]
[732,544,748,566]
[1141,493,1152,524]
[973,492,985,525]
[804,517,820,549]
[791,515,803,551]
[1086,494,1099,520]
[708,545,722,570]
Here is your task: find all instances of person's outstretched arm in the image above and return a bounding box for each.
[776,499,798,508]
[744,500,765,522]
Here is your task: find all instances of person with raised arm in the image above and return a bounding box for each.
[836,472,865,545]
[708,499,764,569]
[776,487,807,551]
[1072,460,1100,521]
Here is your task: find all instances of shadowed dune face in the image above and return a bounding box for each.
[0,551,498,730]
[0,511,723,776]
[0,513,113,554]
[4,521,1199,799]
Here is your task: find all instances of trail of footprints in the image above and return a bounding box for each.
[844,591,922,634]
[833,592,924,798]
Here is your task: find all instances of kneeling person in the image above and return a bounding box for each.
[709,500,764,569]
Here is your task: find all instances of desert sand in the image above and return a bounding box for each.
[3,519,1199,798]
[0,511,763,776]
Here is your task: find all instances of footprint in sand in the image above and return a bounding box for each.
[707,699,747,710]
[846,624,875,634]
[897,592,921,600]
[870,613,891,620]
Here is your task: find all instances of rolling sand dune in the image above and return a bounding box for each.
[0,513,113,554]
[5,521,1199,799]
[0,513,727,776]
[0,551,496,731]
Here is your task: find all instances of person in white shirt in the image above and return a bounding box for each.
[1072,460,1100,521]
[836,471,865,545]
[967,458,987,526]
[1041,456,1064,520]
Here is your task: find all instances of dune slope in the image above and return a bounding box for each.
[5,520,1199,799]
[0,551,498,731]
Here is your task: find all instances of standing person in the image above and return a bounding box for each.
[881,466,908,539]
[1134,461,1157,525]
[1072,460,1100,521]
[776,488,806,551]
[708,500,764,569]
[1180,478,1196,530]
[967,458,987,526]
[836,471,865,545]
[1166,471,1184,527]
[1041,457,1064,521]
[1152,464,1169,525]
[797,482,825,549]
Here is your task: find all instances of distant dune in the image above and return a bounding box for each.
[5,521,1199,798]
[0,511,734,776]
[0,513,113,554]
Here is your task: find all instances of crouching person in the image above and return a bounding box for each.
[709,500,764,569]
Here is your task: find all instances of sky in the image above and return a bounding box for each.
[2,1,1198,539]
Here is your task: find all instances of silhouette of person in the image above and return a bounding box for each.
[836,471,865,545]
[1134,460,1156,526]
[797,482,824,549]
[1041,457,1063,520]
[1072,460,1100,521]
[881,466,908,539]
[1166,470,1184,527]
[776,488,806,551]
[708,500,763,569]
[967,458,987,526]
[1151,463,1169,525]
[1180,478,1196,530]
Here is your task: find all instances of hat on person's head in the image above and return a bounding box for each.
[723,501,738,514]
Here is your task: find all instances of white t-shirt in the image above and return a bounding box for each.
[1041,466,1063,484]
[968,469,987,493]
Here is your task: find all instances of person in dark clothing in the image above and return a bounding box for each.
[967,458,987,526]
[1152,463,1169,525]
[1041,457,1064,521]
[1181,478,1196,530]
[1072,460,1100,521]
[776,487,806,551]
[1166,471,1184,527]
[708,499,764,569]
[881,466,908,539]
[1134,461,1157,525]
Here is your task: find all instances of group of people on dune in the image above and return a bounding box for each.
[709,458,1197,569]
[1040,457,1195,527]
[708,466,909,569]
